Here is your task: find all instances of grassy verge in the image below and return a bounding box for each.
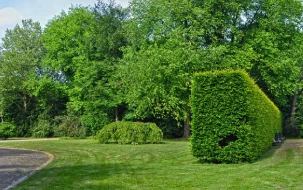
[0,139,303,189]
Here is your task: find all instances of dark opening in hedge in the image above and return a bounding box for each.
[219,134,238,147]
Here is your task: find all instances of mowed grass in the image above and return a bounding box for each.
[1,139,303,189]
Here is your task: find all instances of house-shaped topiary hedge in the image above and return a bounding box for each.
[190,70,282,163]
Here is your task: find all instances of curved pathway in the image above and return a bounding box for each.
[0,148,53,190]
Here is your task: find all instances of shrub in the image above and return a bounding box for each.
[54,116,86,138]
[0,122,16,139]
[97,121,163,144]
[191,70,282,163]
[32,119,54,138]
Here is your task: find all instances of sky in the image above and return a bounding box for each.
[0,0,130,42]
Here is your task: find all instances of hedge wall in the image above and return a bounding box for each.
[190,70,282,163]
[97,121,163,144]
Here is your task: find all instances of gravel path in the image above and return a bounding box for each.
[0,148,53,190]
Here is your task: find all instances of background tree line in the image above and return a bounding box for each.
[0,0,303,138]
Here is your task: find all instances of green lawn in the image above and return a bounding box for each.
[1,139,303,189]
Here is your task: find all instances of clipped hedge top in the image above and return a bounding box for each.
[192,70,281,131]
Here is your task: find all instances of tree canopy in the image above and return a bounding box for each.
[1,0,303,138]
[42,1,128,135]
[119,0,303,137]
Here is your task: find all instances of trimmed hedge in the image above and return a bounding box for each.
[97,121,163,144]
[191,70,282,163]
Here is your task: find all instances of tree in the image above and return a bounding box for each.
[0,19,44,135]
[120,0,253,137]
[287,32,303,136]
[239,0,303,136]
[43,1,128,134]
[77,0,128,133]
[120,0,303,137]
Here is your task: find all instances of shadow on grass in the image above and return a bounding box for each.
[19,163,142,189]
[255,144,282,162]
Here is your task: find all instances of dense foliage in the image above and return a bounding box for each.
[97,121,163,144]
[191,70,282,163]
[0,122,16,139]
[119,0,303,137]
[53,116,86,138]
[0,0,303,138]
[0,19,45,136]
[42,1,128,136]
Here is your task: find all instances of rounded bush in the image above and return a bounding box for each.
[0,122,16,140]
[97,121,163,144]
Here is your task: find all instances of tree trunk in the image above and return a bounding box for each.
[115,108,119,121]
[183,114,191,138]
[290,73,303,127]
[290,93,299,127]
[23,89,27,113]
[290,82,303,127]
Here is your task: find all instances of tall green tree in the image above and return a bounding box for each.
[78,0,128,132]
[239,0,303,136]
[43,1,128,134]
[0,19,44,135]
[120,0,254,137]
[287,32,303,135]
[120,0,303,137]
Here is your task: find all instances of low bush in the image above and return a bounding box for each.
[32,119,54,138]
[97,121,163,144]
[0,122,16,139]
[54,116,86,138]
[191,70,282,163]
